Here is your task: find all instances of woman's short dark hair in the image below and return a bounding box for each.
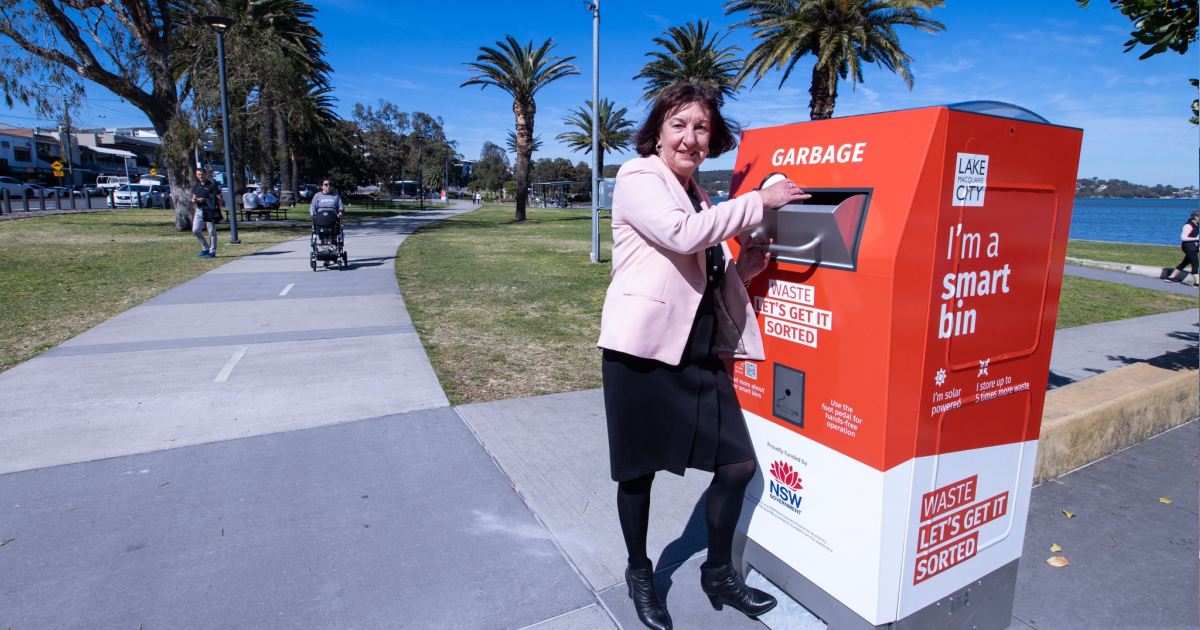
[633,82,740,159]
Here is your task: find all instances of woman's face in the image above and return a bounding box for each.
[658,101,711,182]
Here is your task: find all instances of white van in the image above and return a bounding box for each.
[96,175,129,191]
[138,174,167,186]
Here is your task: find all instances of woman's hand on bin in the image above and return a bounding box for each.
[737,236,773,283]
[759,179,811,210]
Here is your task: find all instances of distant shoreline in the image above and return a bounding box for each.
[1076,197,1198,201]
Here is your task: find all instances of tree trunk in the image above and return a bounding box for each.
[258,92,276,191]
[290,147,298,207]
[155,111,200,231]
[513,100,535,222]
[275,107,294,206]
[808,65,838,120]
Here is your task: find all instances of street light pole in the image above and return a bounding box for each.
[204,15,241,244]
[417,134,424,211]
[587,0,600,263]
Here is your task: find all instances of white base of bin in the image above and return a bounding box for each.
[735,536,1019,630]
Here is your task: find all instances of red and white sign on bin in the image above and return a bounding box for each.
[726,102,1082,629]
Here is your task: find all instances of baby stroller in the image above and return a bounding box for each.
[310,207,348,271]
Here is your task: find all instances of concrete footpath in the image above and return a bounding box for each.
[0,208,1196,629]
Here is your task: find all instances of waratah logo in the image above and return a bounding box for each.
[768,460,804,514]
[770,461,803,490]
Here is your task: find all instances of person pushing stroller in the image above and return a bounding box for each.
[309,179,348,270]
[309,179,344,220]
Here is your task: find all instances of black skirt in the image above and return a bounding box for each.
[602,349,755,482]
[602,238,755,482]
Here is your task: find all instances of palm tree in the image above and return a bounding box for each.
[462,36,579,222]
[726,0,944,120]
[280,82,339,199]
[555,98,634,174]
[178,0,331,201]
[506,130,542,156]
[634,20,744,104]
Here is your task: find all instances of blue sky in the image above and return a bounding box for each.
[6,1,1197,186]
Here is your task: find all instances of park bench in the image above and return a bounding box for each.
[238,205,291,221]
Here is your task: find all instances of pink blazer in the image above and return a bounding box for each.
[597,155,766,365]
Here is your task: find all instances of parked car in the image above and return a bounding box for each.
[108,183,170,208]
[22,183,52,197]
[0,176,25,196]
[298,183,318,200]
[51,186,85,198]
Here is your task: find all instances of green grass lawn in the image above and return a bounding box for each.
[1055,274,1195,328]
[1067,240,1181,268]
[397,209,1197,405]
[395,205,612,404]
[0,203,422,372]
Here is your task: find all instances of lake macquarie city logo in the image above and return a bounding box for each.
[768,460,804,515]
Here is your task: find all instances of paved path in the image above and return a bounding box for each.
[1065,263,1199,297]
[1,211,1195,629]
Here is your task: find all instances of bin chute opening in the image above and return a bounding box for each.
[753,188,871,271]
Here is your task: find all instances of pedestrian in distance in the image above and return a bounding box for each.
[474,191,482,206]
[191,168,223,259]
[242,186,259,212]
[596,82,811,630]
[309,179,344,219]
[1165,210,1199,284]
[259,186,278,209]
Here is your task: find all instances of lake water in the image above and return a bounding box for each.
[1069,198,1197,245]
[708,195,1197,246]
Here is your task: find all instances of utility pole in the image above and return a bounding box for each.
[418,135,424,211]
[203,15,241,244]
[61,96,75,185]
[588,0,601,263]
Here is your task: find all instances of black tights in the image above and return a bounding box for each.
[1175,249,1199,275]
[617,459,757,570]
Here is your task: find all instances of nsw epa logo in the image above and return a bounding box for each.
[768,460,804,515]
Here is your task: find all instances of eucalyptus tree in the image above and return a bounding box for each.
[634,20,744,104]
[462,36,579,221]
[471,141,511,197]
[0,1,205,229]
[353,101,411,185]
[555,98,634,174]
[726,0,944,120]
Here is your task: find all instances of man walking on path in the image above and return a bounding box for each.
[191,168,223,259]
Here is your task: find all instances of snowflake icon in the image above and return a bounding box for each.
[934,368,946,387]
[978,359,990,377]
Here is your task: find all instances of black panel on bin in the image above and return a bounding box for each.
[773,364,805,428]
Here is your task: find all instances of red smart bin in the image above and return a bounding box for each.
[728,102,1083,629]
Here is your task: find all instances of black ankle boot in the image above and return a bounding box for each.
[699,563,777,618]
[626,563,672,630]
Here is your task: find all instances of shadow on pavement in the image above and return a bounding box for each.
[655,490,710,600]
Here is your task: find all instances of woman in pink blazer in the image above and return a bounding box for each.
[598,83,810,630]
